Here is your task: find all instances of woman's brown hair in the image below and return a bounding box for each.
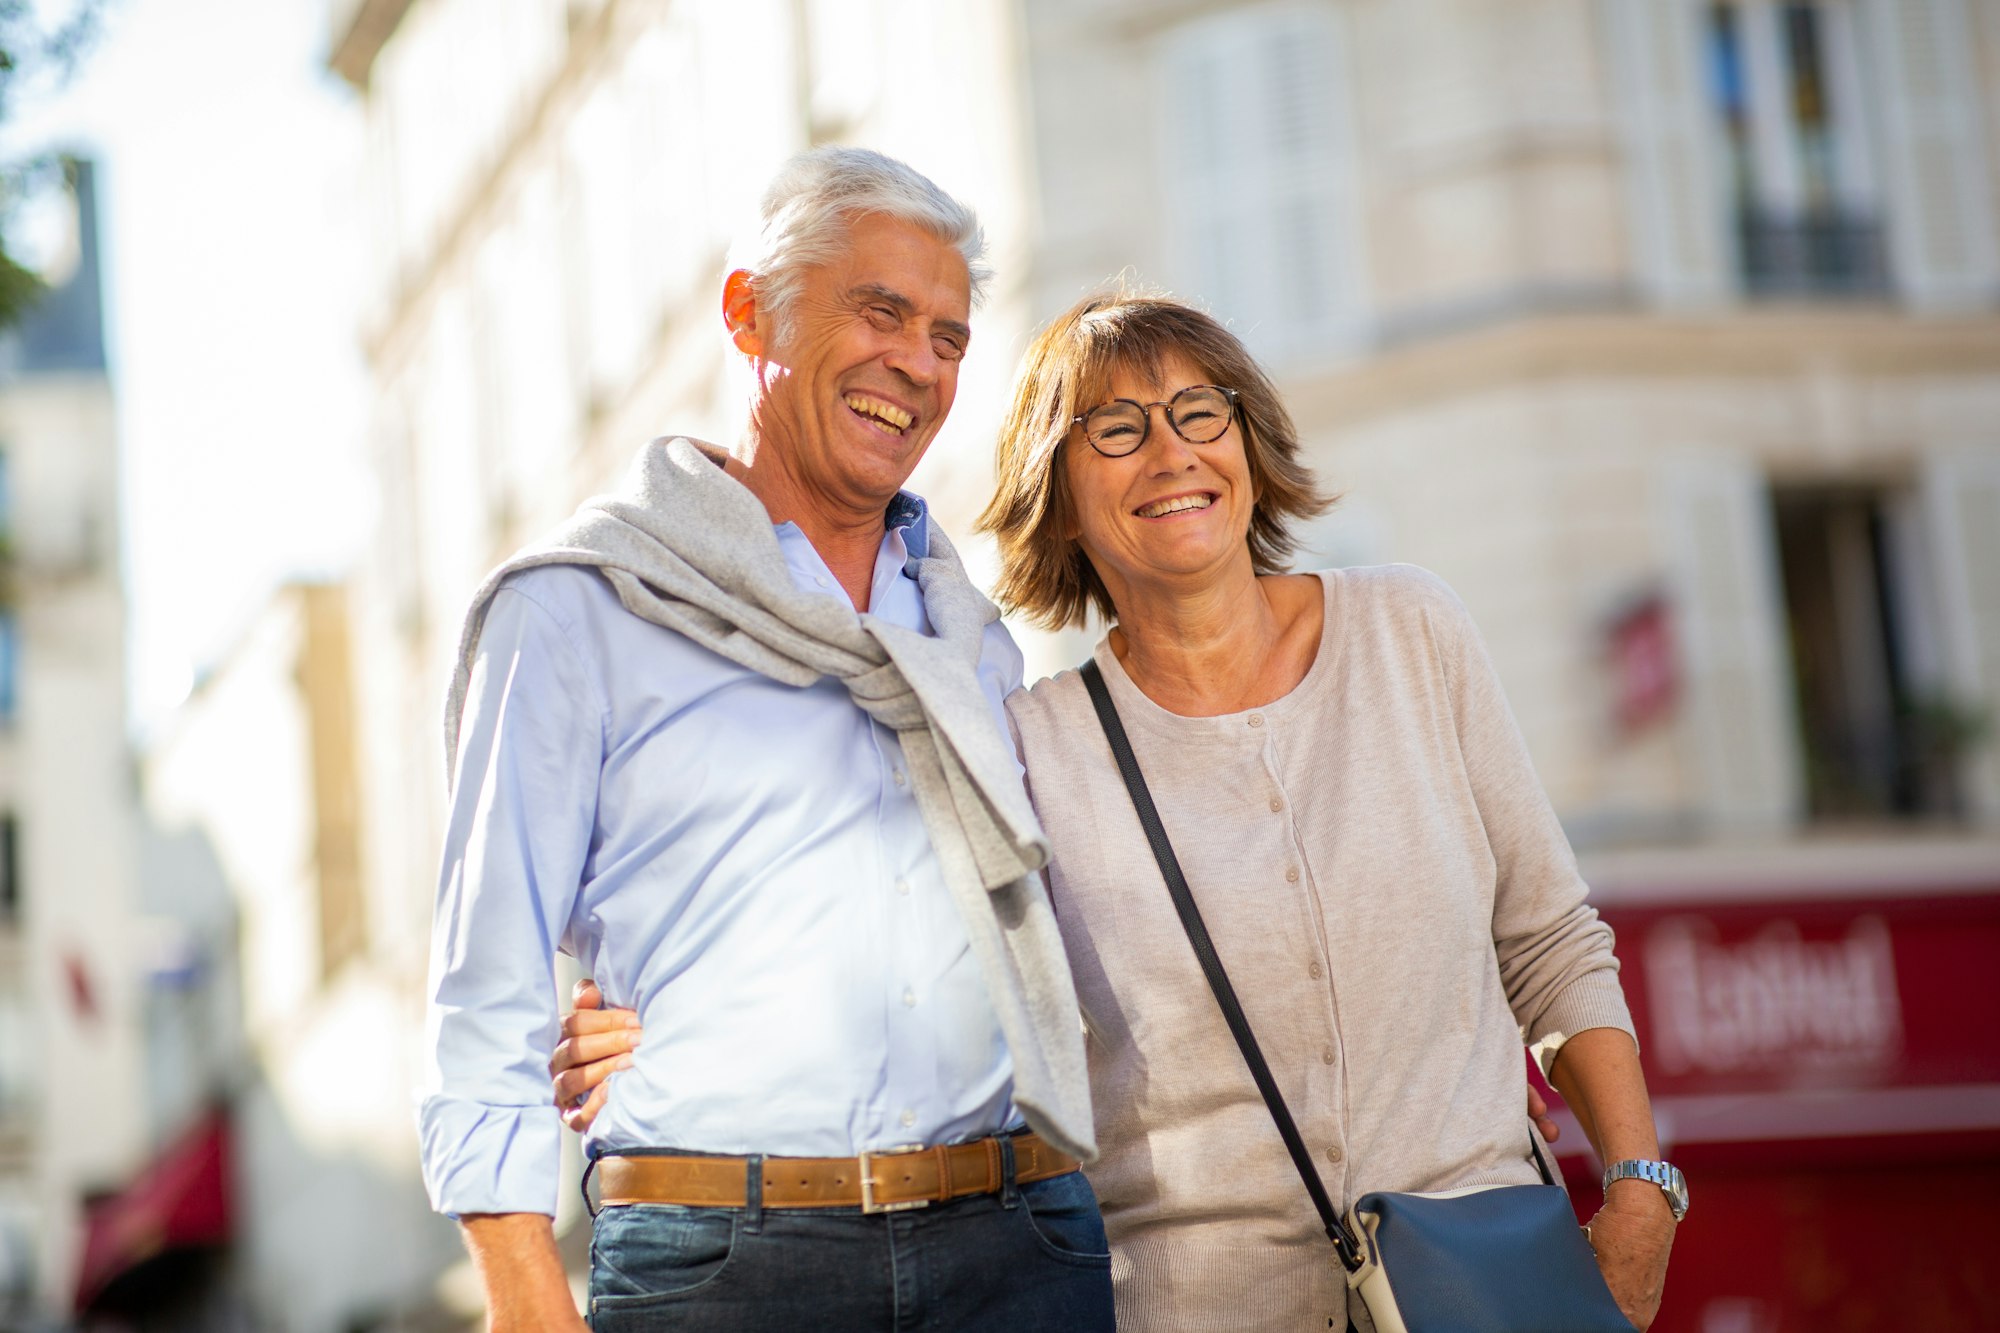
[978,291,1334,630]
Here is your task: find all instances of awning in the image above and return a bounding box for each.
[74,1107,231,1310]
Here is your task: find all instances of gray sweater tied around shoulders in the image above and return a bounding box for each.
[441,435,1097,1162]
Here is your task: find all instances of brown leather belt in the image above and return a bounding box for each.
[596,1131,1080,1214]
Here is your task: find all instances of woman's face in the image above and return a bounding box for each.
[1061,351,1258,603]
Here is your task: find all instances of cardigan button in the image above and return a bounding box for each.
[1325,1145,1343,1164]
[1247,714,1265,728]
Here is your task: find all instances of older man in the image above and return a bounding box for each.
[420,148,1109,1332]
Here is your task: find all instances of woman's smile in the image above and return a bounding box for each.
[1133,490,1218,519]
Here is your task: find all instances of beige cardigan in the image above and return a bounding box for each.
[1007,566,1634,1332]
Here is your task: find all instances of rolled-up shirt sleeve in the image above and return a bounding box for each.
[1427,576,1635,1074]
[419,581,604,1218]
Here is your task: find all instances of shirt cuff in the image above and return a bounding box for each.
[1527,975,1637,1078]
[418,1094,564,1219]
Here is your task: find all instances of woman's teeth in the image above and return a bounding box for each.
[1137,494,1214,519]
[844,394,912,434]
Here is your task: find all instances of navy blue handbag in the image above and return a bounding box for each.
[1080,661,1634,1333]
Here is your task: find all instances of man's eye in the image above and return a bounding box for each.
[865,305,900,329]
[933,335,965,361]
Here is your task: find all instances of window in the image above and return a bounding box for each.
[1157,3,1367,364]
[1774,485,1961,820]
[0,815,16,924]
[1705,1,1887,295]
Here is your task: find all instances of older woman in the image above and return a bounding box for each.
[557,293,1679,1331]
[976,293,1676,1330]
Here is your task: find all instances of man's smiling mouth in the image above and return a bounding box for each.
[1135,493,1215,519]
[844,393,913,435]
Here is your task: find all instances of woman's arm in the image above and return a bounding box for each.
[1418,573,1675,1327]
[1547,1028,1677,1332]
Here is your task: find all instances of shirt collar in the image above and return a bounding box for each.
[770,492,931,585]
[886,491,929,574]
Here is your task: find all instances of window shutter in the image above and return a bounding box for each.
[1919,448,2000,820]
[1158,2,1366,363]
[1601,0,1734,307]
[1659,452,1803,833]
[1861,0,2000,310]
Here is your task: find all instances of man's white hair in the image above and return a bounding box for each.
[736,146,991,343]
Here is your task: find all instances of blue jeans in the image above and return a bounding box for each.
[587,1165,1114,1332]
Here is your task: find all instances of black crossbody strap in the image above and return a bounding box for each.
[1080,660,1364,1272]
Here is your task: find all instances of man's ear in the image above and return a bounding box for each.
[722,270,764,357]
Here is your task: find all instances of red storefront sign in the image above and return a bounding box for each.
[1542,888,2000,1332]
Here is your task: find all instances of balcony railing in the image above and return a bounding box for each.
[1737,208,1891,298]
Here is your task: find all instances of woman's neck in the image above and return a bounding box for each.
[1108,567,1323,717]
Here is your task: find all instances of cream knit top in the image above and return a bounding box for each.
[1006,566,1635,1333]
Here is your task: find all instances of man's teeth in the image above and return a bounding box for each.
[844,394,912,433]
[1137,495,1214,519]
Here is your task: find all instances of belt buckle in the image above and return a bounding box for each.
[858,1144,931,1215]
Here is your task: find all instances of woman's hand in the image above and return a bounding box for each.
[1545,1029,1676,1328]
[1527,1082,1560,1143]
[549,978,642,1133]
[1586,1183,1675,1329]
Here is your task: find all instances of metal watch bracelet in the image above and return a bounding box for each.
[1601,1158,1689,1221]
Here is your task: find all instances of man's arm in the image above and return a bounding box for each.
[423,578,606,1314]
[460,1214,587,1333]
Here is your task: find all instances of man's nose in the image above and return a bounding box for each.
[884,328,944,388]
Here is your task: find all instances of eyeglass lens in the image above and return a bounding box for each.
[1084,386,1234,455]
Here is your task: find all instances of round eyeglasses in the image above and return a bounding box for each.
[1072,384,1241,458]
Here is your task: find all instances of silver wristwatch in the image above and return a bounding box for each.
[1601,1159,1689,1221]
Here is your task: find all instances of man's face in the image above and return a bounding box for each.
[749,213,973,514]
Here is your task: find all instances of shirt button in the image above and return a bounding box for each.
[1308,960,1323,980]
[1270,797,1284,812]
[1286,866,1301,883]
[900,1109,917,1129]
[893,769,907,787]
[1247,713,1264,728]
[1322,1046,1336,1065]
[1325,1144,1343,1164]
[815,575,830,588]
[895,878,911,896]
[902,988,917,1008]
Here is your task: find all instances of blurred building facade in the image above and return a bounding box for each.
[1026,0,2000,843]
[305,1,2000,1329]
[138,580,474,1332]
[1027,6,2000,1328]
[0,160,152,1326]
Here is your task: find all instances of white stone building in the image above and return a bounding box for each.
[139,579,471,1331]
[0,160,150,1327]
[315,0,2000,1326]
[1023,0,2000,848]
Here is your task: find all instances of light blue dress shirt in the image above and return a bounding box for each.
[419,496,1026,1218]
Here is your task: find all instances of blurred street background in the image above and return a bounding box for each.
[0,0,1995,1328]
